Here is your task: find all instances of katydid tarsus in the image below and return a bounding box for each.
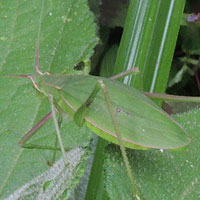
[11,3,194,200]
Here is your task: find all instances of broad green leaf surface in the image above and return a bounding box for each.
[0,0,98,199]
[180,25,200,54]
[104,108,200,200]
[4,147,88,200]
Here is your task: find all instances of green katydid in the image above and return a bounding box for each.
[9,2,193,200]
[11,19,193,200]
[14,37,192,200]
[16,68,192,200]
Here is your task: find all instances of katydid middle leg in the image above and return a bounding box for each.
[49,95,68,166]
[18,98,69,166]
[18,111,69,151]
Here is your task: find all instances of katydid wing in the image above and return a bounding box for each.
[32,73,191,150]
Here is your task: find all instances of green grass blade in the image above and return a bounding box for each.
[85,137,107,200]
[113,0,185,93]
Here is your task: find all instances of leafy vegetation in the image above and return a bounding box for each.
[1,0,200,199]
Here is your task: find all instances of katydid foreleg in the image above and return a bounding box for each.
[49,95,68,166]
[49,112,62,166]
[109,67,139,80]
[73,79,140,200]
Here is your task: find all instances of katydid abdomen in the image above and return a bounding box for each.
[37,74,191,150]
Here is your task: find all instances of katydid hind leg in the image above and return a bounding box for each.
[98,79,141,200]
[74,79,141,199]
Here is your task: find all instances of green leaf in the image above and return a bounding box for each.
[0,0,98,199]
[100,0,129,28]
[4,148,89,200]
[104,108,200,200]
[180,25,200,54]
